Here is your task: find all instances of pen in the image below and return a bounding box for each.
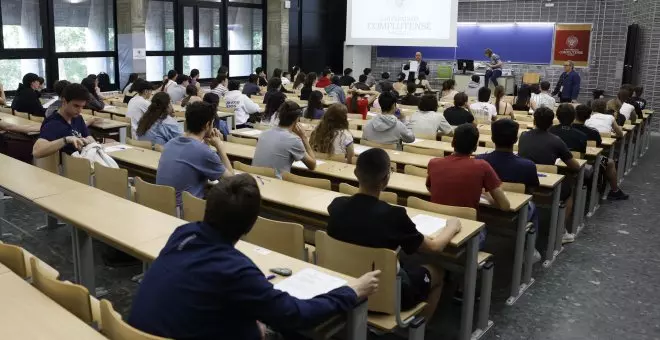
[538,174,547,177]
[372,261,375,271]
[256,176,264,185]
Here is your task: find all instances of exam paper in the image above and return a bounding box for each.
[405,139,425,145]
[274,268,347,299]
[411,214,447,236]
[104,144,134,153]
[292,160,325,169]
[353,144,372,154]
[241,129,262,136]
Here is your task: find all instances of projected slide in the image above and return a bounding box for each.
[346,0,458,47]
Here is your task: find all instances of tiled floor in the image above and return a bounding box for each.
[2,137,659,340]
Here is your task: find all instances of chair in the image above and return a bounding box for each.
[403,145,444,157]
[282,172,332,190]
[501,182,525,194]
[62,153,92,185]
[414,133,437,141]
[347,113,365,120]
[134,177,178,217]
[228,135,258,147]
[522,73,541,85]
[33,152,61,174]
[30,257,93,324]
[81,109,94,116]
[571,151,584,159]
[254,123,270,131]
[339,183,398,205]
[436,65,453,82]
[100,299,169,340]
[360,139,397,150]
[600,131,612,138]
[242,217,307,260]
[127,138,153,150]
[315,152,350,163]
[404,165,427,178]
[94,163,131,199]
[440,136,453,143]
[315,231,426,335]
[14,111,29,119]
[154,144,164,152]
[112,115,132,138]
[0,242,27,278]
[182,192,206,222]
[30,115,44,122]
[536,164,558,174]
[407,196,477,220]
[587,140,597,147]
[94,112,112,119]
[233,161,276,178]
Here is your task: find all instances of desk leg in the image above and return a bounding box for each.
[625,127,636,175]
[459,236,479,340]
[506,204,529,306]
[604,147,616,200]
[474,261,494,340]
[571,167,585,236]
[71,227,96,297]
[522,228,536,286]
[633,125,641,166]
[344,299,368,340]
[617,137,626,184]
[588,154,602,217]
[554,204,567,257]
[118,127,127,144]
[0,192,10,238]
[36,215,65,231]
[543,185,561,268]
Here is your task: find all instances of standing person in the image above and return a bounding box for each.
[300,72,317,100]
[364,68,376,88]
[256,67,268,87]
[156,101,234,204]
[347,89,379,119]
[315,69,332,88]
[406,51,430,80]
[310,103,355,162]
[209,75,229,99]
[11,73,46,117]
[444,93,475,126]
[242,74,262,98]
[552,61,581,103]
[45,80,71,118]
[494,85,514,119]
[160,70,178,92]
[252,101,318,177]
[362,91,415,146]
[167,74,190,103]
[304,91,325,120]
[340,68,356,86]
[325,76,346,105]
[189,69,200,88]
[81,77,105,111]
[181,85,202,108]
[122,73,138,96]
[469,87,497,123]
[484,48,504,87]
[439,80,459,103]
[136,92,182,146]
[225,80,261,129]
[408,94,453,139]
[126,79,154,138]
[531,81,556,109]
[465,75,481,98]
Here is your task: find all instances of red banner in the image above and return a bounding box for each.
[553,24,592,67]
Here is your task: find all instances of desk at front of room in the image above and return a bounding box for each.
[454,73,516,95]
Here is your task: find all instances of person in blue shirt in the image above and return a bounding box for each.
[156,101,234,205]
[553,61,581,103]
[129,174,381,340]
[32,83,99,159]
[136,92,183,146]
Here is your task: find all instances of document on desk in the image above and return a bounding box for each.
[42,97,59,109]
[405,139,425,145]
[104,144,134,153]
[411,214,447,236]
[241,129,263,136]
[104,105,117,110]
[274,268,347,300]
[480,195,490,205]
[292,160,325,169]
[353,144,372,154]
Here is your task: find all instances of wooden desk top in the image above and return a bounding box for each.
[0,112,41,135]
[0,154,89,200]
[0,272,108,339]
[82,114,130,130]
[109,147,161,171]
[0,263,10,275]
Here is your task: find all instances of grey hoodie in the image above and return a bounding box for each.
[362,114,415,147]
[465,81,480,98]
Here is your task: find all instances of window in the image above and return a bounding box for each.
[199,8,222,48]
[146,0,175,51]
[0,59,46,91]
[58,57,115,84]
[146,56,174,82]
[228,7,262,51]
[184,55,222,79]
[229,0,263,3]
[1,0,43,49]
[53,0,115,52]
[183,7,195,48]
[229,54,261,77]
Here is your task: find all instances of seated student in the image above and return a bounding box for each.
[621,84,643,120]
[181,84,202,107]
[189,69,200,88]
[315,69,332,88]
[362,91,415,146]
[327,148,460,318]
[464,75,481,98]
[375,72,392,93]
[160,70,177,93]
[299,72,317,100]
[469,87,497,123]
[364,68,376,88]
[325,76,346,104]
[45,80,71,117]
[81,76,105,111]
[32,84,96,158]
[304,91,325,120]
[202,93,230,138]
[129,174,380,339]
[393,72,408,95]
[255,67,268,87]
[263,77,284,104]
[494,85,514,119]
[242,74,262,98]
[632,86,647,110]
[263,91,287,126]
[408,94,453,138]
[281,71,291,86]
[346,89,379,120]
[253,101,317,177]
[310,104,355,163]
[167,74,190,103]
[292,72,306,92]
[549,104,588,154]
[352,74,371,91]
[585,99,624,137]
[512,85,532,112]
[126,79,154,138]
[11,73,46,117]
[340,68,356,86]
[156,102,234,204]
[444,92,475,126]
[439,79,459,103]
[415,74,433,93]
[210,75,229,99]
[531,81,556,110]
[225,80,261,129]
[573,104,629,200]
[399,83,421,106]
[136,92,182,146]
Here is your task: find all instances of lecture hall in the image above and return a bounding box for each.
[0,0,658,339]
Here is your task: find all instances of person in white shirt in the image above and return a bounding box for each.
[469,87,497,123]
[160,70,177,93]
[209,74,229,99]
[224,80,261,129]
[408,94,453,139]
[531,81,557,110]
[585,99,624,136]
[126,79,154,138]
[309,104,355,163]
[281,72,291,86]
[167,75,190,103]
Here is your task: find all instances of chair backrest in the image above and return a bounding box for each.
[571,151,583,159]
[14,111,29,119]
[536,164,558,174]
[338,183,398,205]
[599,131,612,138]
[30,115,44,123]
[282,172,331,190]
[360,139,397,150]
[0,243,27,278]
[134,177,178,216]
[403,145,444,157]
[515,114,534,122]
[100,299,169,340]
[347,113,364,120]
[127,138,153,150]
[233,161,276,178]
[522,73,541,85]
[182,192,206,222]
[587,140,597,147]
[414,133,437,140]
[315,152,350,163]
[501,182,525,194]
[407,196,477,220]
[404,165,427,178]
[242,217,306,260]
[94,163,130,199]
[228,135,258,146]
[33,152,61,174]
[30,257,93,324]
[315,231,398,314]
[440,135,453,143]
[94,112,112,119]
[62,153,92,185]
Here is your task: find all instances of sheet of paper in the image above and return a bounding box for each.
[480,195,490,205]
[409,60,420,72]
[42,97,59,109]
[352,144,372,154]
[104,105,117,110]
[103,144,134,153]
[367,112,378,118]
[405,139,425,145]
[411,214,447,236]
[292,160,325,169]
[274,268,347,300]
[241,129,262,136]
